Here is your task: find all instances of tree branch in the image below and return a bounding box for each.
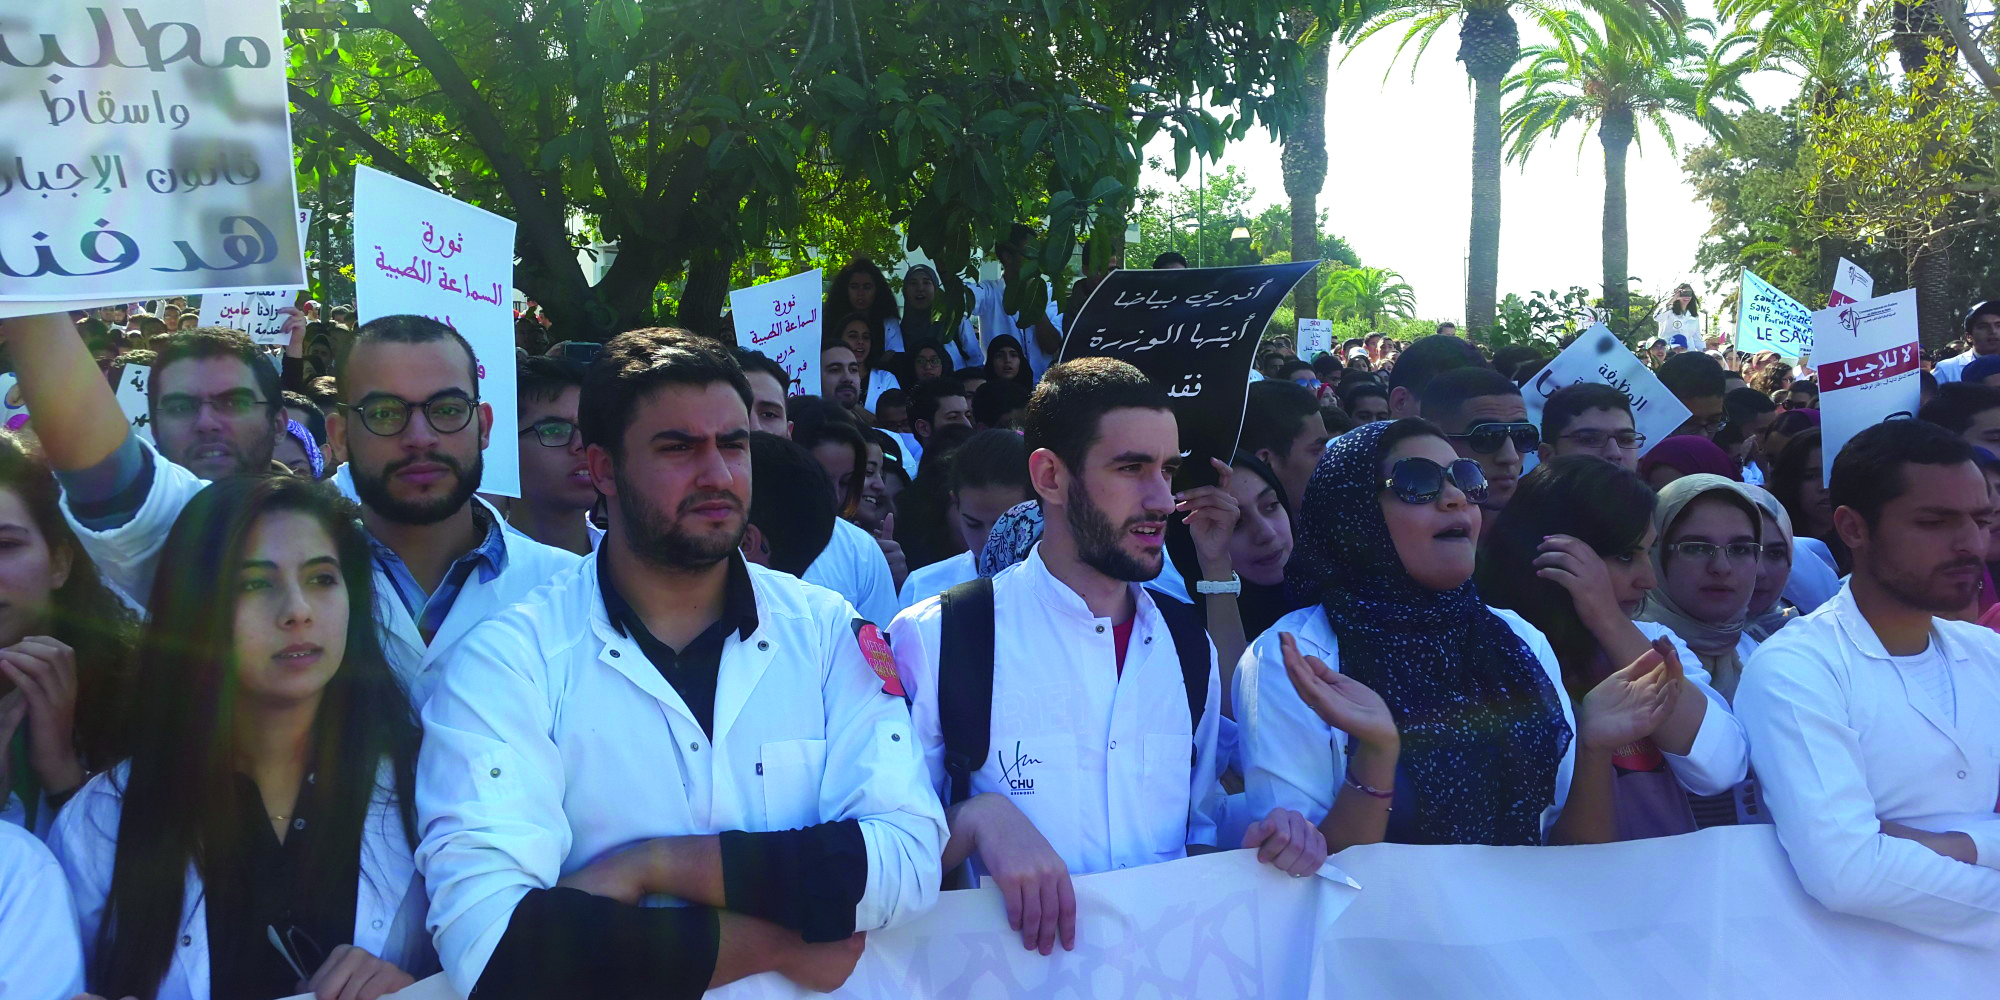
[287,82,436,190]
[1937,0,2000,94]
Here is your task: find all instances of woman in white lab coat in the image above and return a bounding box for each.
[52,475,433,1000]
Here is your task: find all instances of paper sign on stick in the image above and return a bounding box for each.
[1297,318,1335,360]
[202,289,295,345]
[729,270,823,396]
[1813,289,1922,487]
[1735,270,1814,359]
[0,0,306,316]
[1523,324,1691,457]
[353,166,519,497]
[1829,258,1875,308]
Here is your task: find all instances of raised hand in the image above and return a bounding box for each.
[1280,632,1399,752]
[1532,534,1624,627]
[1174,458,1241,581]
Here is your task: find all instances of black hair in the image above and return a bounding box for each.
[342,315,480,402]
[747,431,837,574]
[827,310,886,370]
[949,428,1032,495]
[908,377,968,431]
[1419,366,1522,425]
[1322,403,1356,436]
[304,375,341,411]
[729,347,791,391]
[1375,417,1452,472]
[1540,383,1631,440]
[1832,418,1978,528]
[1241,381,1323,460]
[1767,409,1819,439]
[874,387,908,411]
[1152,251,1189,268]
[280,390,329,445]
[1024,357,1172,474]
[149,328,284,420]
[788,395,870,517]
[972,378,1032,429]
[1787,379,1819,397]
[1489,345,1547,384]
[1657,351,1726,402]
[1386,334,1485,398]
[1723,385,1777,429]
[1276,359,1316,380]
[1766,428,1848,571]
[895,422,978,567]
[1918,382,2000,434]
[579,328,752,458]
[824,257,900,332]
[1477,456,1658,699]
[95,476,418,998]
[518,354,587,406]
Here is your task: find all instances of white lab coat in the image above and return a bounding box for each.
[0,819,83,999]
[415,554,946,998]
[883,316,983,369]
[897,550,975,610]
[971,277,1063,378]
[48,762,434,1000]
[1736,582,2000,947]
[803,516,901,627]
[65,438,581,706]
[888,547,1225,876]
[1235,605,1751,841]
[1784,537,1843,615]
[1933,348,1989,384]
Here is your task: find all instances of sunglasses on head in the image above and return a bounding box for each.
[1444,421,1540,454]
[1382,457,1489,505]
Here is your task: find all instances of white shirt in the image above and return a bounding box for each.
[863,368,898,412]
[50,763,433,1000]
[898,550,975,610]
[1234,606,1749,841]
[1735,582,2000,946]
[803,516,901,626]
[1784,537,1843,615]
[416,554,946,997]
[0,819,83,1000]
[971,277,1064,378]
[1933,349,1990,384]
[888,547,1225,876]
[883,315,983,369]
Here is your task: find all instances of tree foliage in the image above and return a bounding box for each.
[1319,265,1418,327]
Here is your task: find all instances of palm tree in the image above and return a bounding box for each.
[1501,15,1749,323]
[1321,265,1420,328]
[1340,0,1686,335]
[1280,12,1335,320]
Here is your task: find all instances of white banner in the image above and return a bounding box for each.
[730,269,823,395]
[1297,317,1335,360]
[201,288,294,344]
[1829,257,1875,308]
[1736,270,1814,359]
[353,166,519,497]
[1813,288,1922,487]
[1523,324,1690,457]
[0,1,306,313]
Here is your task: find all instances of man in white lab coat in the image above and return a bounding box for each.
[890,358,1326,958]
[1738,419,2000,946]
[417,329,945,999]
[0,313,578,707]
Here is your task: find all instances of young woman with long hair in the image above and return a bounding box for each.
[832,311,898,412]
[825,257,902,359]
[52,476,431,1000]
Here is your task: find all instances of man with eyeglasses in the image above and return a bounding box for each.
[1658,351,1729,439]
[1422,367,1536,514]
[510,354,599,555]
[1537,383,1644,472]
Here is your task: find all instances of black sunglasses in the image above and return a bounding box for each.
[1444,421,1539,454]
[1382,457,1489,505]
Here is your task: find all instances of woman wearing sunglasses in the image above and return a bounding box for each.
[52,476,431,1000]
[1476,457,1749,841]
[1237,419,1680,850]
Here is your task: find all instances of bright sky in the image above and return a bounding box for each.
[1142,22,1799,321]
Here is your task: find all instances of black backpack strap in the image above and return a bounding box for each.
[936,577,997,807]
[1149,593,1212,734]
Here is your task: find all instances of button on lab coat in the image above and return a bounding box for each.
[415,554,946,998]
[1737,582,2000,946]
[888,547,1225,876]
[48,763,433,1000]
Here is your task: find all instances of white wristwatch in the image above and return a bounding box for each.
[1194,573,1242,596]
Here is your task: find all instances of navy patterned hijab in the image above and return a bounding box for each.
[1285,420,1573,846]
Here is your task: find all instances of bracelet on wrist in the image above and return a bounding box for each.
[1344,771,1394,801]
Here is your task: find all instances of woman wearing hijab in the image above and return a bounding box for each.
[982,334,1036,390]
[1477,456,1749,841]
[1637,435,1741,490]
[1238,419,1679,849]
[1740,484,1839,628]
[1638,474,1764,701]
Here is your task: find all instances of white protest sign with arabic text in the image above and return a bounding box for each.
[1813,288,1922,487]
[1735,270,1814,359]
[112,363,152,443]
[1829,257,1874,308]
[1523,324,1689,458]
[0,1,305,316]
[1297,317,1334,360]
[730,269,822,395]
[353,165,519,497]
[201,289,294,344]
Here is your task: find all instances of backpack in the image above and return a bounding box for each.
[935,577,1210,805]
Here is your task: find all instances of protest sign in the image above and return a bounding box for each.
[0,1,306,316]
[1058,261,1317,485]
[353,165,520,497]
[1735,270,1814,358]
[1522,324,1689,457]
[1829,257,1875,307]
[729,269,822,395]
[112,364,152,443]
[1813,288,1922,487]
[202,289,295,345]
[1297,317,1335,360]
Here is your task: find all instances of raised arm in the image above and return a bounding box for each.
[0,312,128,470]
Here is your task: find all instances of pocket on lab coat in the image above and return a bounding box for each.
[1143,734,1195,855]
[760,739,829,830]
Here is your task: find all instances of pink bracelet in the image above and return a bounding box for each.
[1345,772,1394,800]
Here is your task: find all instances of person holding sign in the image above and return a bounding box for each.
[1933,302,2000,384]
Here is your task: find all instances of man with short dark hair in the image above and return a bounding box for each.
[729,347,793,437]
[511,354,597,555]
[1919,382,2000,452]
[744,431,839,574]
[1657,351,1728,438]
[1152,251,1189,269]
[907,378,972,452]
[1341,382,1392,424]
[1387,334,1486,418]
[1537,382,1641,471]
[1933,301,2000,383]
[1423,366,1534,512]
[1737,418,2000,946]
[420,328,945,999]
[972,379,1031,431]
[1435,321,1457,336]
[1784,379,1820,411]
[1241,381,1330,509]
[788,397,903,627]
[819,343,864,411]
[889,356,1324,957]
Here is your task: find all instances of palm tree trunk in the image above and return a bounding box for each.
[1281,13,1332,321]
[1459,8,1520,337]
[1896,2,1959,348]
[1600,110,1634,327]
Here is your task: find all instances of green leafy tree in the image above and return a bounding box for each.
[1320,265,1419,327]
[1502,15,1749,321]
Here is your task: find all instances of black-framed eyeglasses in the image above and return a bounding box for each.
[1382,457,1489,505]
[519,418,579,448]
[1445,421,1539,454]
[1559,428,1646,451]
[346,391,477,437]
[156,390,270,421]
[1664,540,1761,563]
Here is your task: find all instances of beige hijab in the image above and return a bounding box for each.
[1638,475,1763,700]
